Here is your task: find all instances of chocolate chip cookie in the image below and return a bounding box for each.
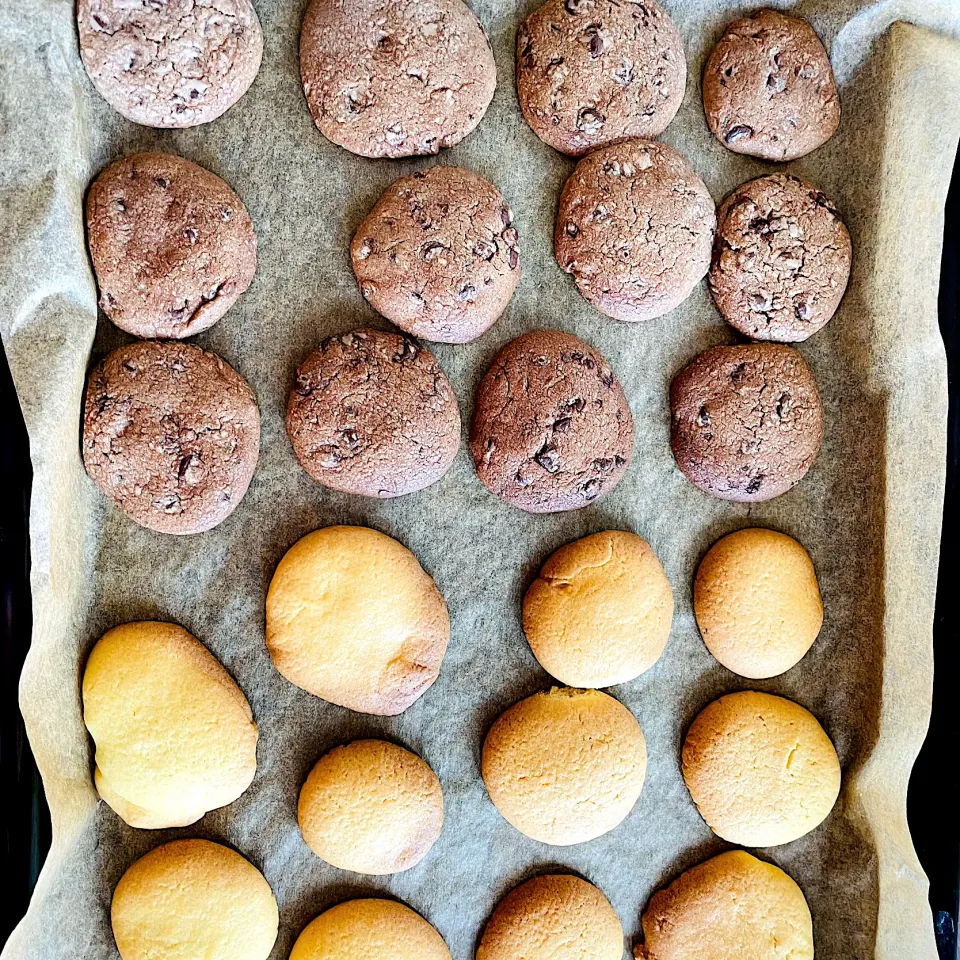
[352,167,520,344]
[470,330,634,513]
[300,0,497,159]
[555,140,715,323]
[286,330,461,498]
[710,175,851,342]
[517,0,686,157]
[87,153,257,340]
[670,343,822,502]
[83,342,260,534]
[703,10,840,162]
[77,0,263,128]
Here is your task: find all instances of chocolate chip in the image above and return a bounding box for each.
[501,206,514,227]
[294,375,313,396]
[776,393,792,418]
[156,493,181,514]
[457,284,477,302]
[577,107,604,135]
[221,208,233,221]
[568,397,585,412]
[357,238,375,260]
[183,227,198,244]
[534,441,561,473]
[745,475,764,494]
[587,29,605,58]
[508,247,519,270]
[580,477,601,499]
[615,60,635,85]
[521,37,535,68]
[318,446,342,468]
[553,416,571,434]
[795,300,811,321]
[475,239,497,260]
[565,221,580,238]
[725,125,753,144]
[394,339,420,362]
[767,73,787,93]
[697,406,710,427]
[114,198,126,213]
[564,0,590,13]
[340,428,361,451]
[154,176,170,189]
[422,241,446,261]
[503,227,519,246]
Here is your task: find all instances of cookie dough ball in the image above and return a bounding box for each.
[82,341,260,534]
[703,9,840,162]
[556,141,715,323]
[112,840,278,960]
[86,153,257,339]
[523,531,673,687]
[695,528,823,679]
[290,899,451,960]
[351,168,520,344]
[286,330,460,498]
[78,0,262,128]
[299,0,496,159]
[517,0,685,157]
[710,175,852,342]
[470,331,634,513]
[682,691,841,847]
[670,343,823,502]
[266,526,449,715]
[298,740,443,875]
[477,874,624,960]
[482,688,646,845]
[638,851,813,960]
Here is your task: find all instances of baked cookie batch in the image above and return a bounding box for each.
[74,1,853,958]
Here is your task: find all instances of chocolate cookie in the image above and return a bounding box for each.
[77,0,263,128]
[670,343,822,502]
[352,167,520,344]
[86,153,257,340]
[83,342,260,534]
[470,330,634,513]
[710,175,851,342]
[703,10,840,162]
[517,0,686,157]
[299,0,497,159]
[286,330,461,498]
[555,141,715,323]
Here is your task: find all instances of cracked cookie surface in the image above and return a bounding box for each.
[517,0,685,157]
[555,140,715,323]
[352,167,520,344]
[470,330,634,513]
[83,341,260,535]
[86,153,257,339]
[286,329,461,498]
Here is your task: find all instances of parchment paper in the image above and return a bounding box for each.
[2,0,959,957]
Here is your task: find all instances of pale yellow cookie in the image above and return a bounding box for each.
[266,526,449,715]
[82,621,258,829]
[694,528,823,679]
[290,899,451,960]
[111,840,278,960]
[523,531,674,687]
[478,874,624,960]
[298,739,443,875]
[482,687,646,845]
[682,690,841,847]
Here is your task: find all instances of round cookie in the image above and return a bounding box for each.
[555,141,715,323]
[298,740,443,875]
[265,526,449,715]
[710,174,852,342]
[299,0,496,159]
[78,0,263,128]
[477,874,624,960]
[470,330,634,513]
[482,687,647,845]
[523,531,673,687]
[517,0,685,157]
[82,341,260,535]
[286,330,460,498]
[682,691,841,847]
[83,621,258,830]
[703,9,840,162]
[111,840,278,960]
[638,851,813,960]
[351,167,520,344]
[86,153,258,339]
[290,899,451,960]
[670,343,823,502]
[695,528,823,679]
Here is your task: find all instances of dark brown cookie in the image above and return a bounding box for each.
[299,0,497,159]
[86,153,257,340]
[555,141,715,323]
[351,167,520,345]
[703,10,840,162]
[470,330,634,513]
[670,343,822,502]
[77,0,263,128]
[709,175,851,342]
[83,342,260,534]
[517,0,686,157]
[286,330,461,498]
